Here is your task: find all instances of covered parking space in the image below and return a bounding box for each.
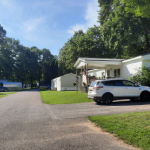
[74,57,124,93]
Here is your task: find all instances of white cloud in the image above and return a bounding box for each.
[67,0,99,34]
[68,24,87,34]
[23,18,44,32]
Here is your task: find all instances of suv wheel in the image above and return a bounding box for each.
[140,92,150,101]
[102,93,113,105]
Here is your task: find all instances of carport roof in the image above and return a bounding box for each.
[74,57,125,69]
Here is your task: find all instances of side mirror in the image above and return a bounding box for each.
[135,84,139,87]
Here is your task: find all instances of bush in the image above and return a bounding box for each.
[128,66,150,86]
[73,82,77,86]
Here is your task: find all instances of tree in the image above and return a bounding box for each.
[121,0,150,18]
[98,0,150,58]
[58,27,109,74]
[31,46,43,87]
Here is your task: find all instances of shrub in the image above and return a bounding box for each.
[128,66,150,86]
[83,82,86,86]
[73,82,77,86]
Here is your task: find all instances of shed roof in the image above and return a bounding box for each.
[53,73,78,80]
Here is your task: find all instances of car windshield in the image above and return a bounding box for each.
[90,82,96,87]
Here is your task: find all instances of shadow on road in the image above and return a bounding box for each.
[96,99,150,106]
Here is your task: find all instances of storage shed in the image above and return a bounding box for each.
[51,73,80,91]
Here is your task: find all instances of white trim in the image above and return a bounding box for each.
[53,73,77,80]
[88,69,102,73]
[122,56,143,63]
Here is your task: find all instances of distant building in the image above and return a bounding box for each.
[51,73,81,91]
[0,79,22,91]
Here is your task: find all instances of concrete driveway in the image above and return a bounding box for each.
[0,90,149,150]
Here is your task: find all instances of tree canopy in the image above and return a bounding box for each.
[0,24,58,87]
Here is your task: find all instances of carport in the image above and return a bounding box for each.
[74,57,124,93]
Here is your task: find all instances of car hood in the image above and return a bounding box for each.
[140,85,150,90]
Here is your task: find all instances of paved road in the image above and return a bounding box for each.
[0,90,150,150]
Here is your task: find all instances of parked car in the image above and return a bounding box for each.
[0,87,8,92]
[88,78,150,104]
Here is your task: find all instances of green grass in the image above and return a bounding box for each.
[41,91,93,104]
[89,112,150,150]
[0,92,16,94]
[0,92,16,98]
[0,95,7,98]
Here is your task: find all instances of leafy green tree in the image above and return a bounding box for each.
[30,46,43,87]
[98,0,150,58]
[58,27,109,74]
[121,0,150,18]
[129,66,150,86]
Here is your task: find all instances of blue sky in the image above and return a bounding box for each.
[0,0,100,55]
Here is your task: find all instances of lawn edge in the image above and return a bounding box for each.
[88,117,142,150]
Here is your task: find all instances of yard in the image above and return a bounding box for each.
[0,92,17,98]
[89,111,150,150]
[40,91,93,104]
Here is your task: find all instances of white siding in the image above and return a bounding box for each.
[61,75,80,91]
[142,60,150,68]
[88,70,105,78]
[122,58,143,78]
[82,69,105,84]
[57,77,61,91]
[52,74,80,91]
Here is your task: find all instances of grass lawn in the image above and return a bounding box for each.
[0,92,17,98]
[0,92,16,94]
[0,95,7,98]
[89,111,150,150]
[41,91,93,104]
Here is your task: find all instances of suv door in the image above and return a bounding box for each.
[122,80,140,97]
[101,80,124,97]
[113,80,125,97]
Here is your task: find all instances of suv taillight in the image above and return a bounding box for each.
[93,86,103,90]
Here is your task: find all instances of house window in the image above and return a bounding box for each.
[107,70,110,77]
[114,69,120,77]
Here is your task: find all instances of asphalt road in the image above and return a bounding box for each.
[0,90,150,150]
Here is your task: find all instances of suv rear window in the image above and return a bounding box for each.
[90,82,96,87]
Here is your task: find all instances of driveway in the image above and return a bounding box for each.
[0,90,149,150]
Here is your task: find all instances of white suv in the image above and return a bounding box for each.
[88,78,150,104]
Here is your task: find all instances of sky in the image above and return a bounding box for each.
[0,0,100,55]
